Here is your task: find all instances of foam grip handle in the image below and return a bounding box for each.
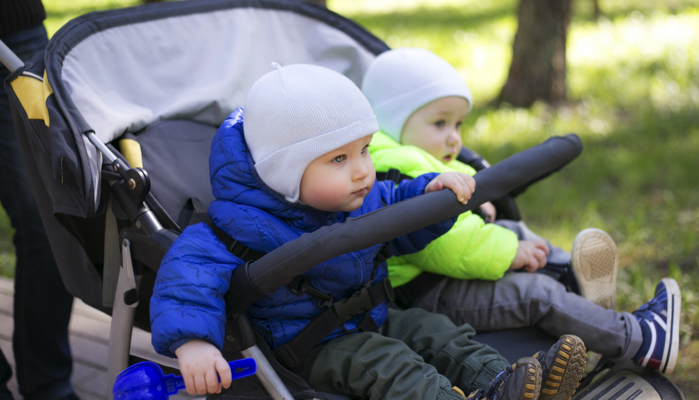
[243,134,582,296]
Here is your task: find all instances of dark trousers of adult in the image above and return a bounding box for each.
[0,24,77,400]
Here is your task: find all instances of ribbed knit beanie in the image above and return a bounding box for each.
[361,48,473,143]
[244,63,379,203]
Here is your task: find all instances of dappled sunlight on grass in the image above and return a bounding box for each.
[331,0,518,103]
[331,0,513,16]
[568,10,699,111]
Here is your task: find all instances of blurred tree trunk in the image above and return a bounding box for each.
[495,0,572,108]
[592,0,601,19]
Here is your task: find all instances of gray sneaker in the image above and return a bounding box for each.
[571,228,618,309]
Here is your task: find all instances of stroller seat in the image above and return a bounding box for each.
[117,119,217,231]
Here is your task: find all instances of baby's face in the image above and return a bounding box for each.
[400,96,470,164]
[299,135,376,212]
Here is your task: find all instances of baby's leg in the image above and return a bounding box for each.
[381,308,510,394]
[416,272,642,360]
[291,326,466,400]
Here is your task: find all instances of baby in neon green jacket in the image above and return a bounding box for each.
[360,48,682,373]
[361,48,617,303]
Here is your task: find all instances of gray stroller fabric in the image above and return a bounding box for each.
[120,120,218,229]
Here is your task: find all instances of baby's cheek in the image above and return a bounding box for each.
[366,179,375,192]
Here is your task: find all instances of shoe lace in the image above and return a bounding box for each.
[467,367,510,399]
[634,293,665,321]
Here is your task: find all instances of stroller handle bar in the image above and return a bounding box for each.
[0,39,23,72]
[87,131,118,163]
[227,134,583,314]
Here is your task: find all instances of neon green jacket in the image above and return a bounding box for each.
[371,131,519,287]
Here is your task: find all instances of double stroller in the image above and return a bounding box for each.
[2,0,685,399]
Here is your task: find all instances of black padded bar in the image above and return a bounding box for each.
[241,134,582,297]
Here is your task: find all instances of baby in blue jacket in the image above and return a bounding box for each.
[150,64,586,400]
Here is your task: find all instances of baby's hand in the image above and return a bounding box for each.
[425,172,475,204]
[509,240,550,272]
[175,339,232,395]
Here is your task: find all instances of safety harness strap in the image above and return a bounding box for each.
[208,219,395,368]
[375,168,414,184]
[273,278,395,369]
[203,220,264,262]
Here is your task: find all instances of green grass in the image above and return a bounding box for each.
[0,210,14,279]
[1,0,698,393]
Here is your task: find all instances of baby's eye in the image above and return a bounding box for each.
[435,120,445,128]
[361,145,369,154]
[333,154,347,163]
[456,121,463,129]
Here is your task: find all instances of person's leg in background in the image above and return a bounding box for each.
[1,24,79,400]
[0,351,13,400]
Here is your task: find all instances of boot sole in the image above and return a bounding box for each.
[515,357,542,400]
[539,335,587,400]
[571,228,618,309]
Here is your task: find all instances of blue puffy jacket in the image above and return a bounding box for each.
[150,108,456,358]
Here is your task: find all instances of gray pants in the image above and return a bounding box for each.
[412,260,642,360]
[290,308,510,400]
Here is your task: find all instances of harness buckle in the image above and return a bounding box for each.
[289,275,333,303]
[332,286,373,322]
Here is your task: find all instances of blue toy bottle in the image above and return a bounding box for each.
[113,358,256,399]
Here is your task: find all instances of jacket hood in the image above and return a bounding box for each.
[208,108,345,233]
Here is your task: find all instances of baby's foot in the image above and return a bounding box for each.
[571,228,618,309]
[466,357,541,400]
[632,278,681,374]
[533,335,587,400]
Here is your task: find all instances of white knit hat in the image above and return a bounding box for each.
[244,63,379,203]
[361,48,473,143]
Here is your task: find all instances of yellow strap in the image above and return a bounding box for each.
[9,70,53,126]
[119,138,143,169]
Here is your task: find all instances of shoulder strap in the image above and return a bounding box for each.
[209,208,396,368]
[273,278,395,369]
[375,168,414,184]
[202,218,264,263]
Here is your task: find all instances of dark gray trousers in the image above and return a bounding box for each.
[290,308,510,400]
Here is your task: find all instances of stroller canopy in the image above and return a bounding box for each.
[10,0,387,218]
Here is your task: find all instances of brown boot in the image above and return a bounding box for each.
[466,357,542,400]
[534,335,587,400]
